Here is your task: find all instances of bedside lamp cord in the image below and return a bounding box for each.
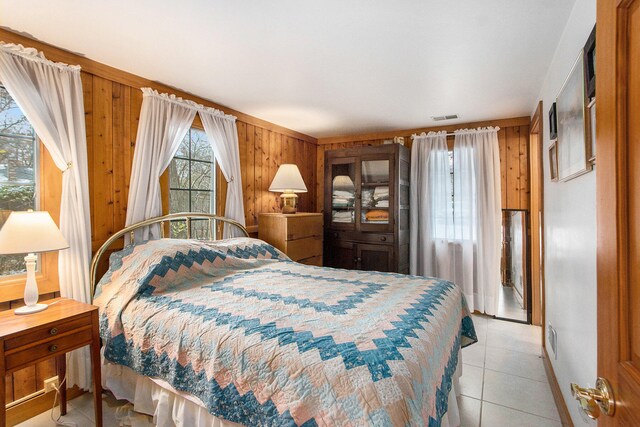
[50,376,77,427]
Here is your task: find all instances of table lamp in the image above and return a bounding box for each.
[269,164,307,214]
[332,175,355,191]
[0,210,68,314]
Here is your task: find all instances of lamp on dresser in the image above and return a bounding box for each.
[0,210,68,314]
[269,164,308,214]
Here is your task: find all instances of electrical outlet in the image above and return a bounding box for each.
[44,376,59,393]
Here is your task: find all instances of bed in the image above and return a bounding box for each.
[91,213,477,427]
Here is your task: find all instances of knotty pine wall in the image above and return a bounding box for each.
[0,28,317,407]
[316,116,531,212]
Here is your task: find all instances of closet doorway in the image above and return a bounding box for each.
[498,209,531,323]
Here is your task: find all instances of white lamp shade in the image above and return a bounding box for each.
[333,175,355,191]
[269,164,307,193]
[0,211,69,255]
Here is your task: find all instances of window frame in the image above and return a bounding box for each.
[0,141,62,302]
[160,117,226,238]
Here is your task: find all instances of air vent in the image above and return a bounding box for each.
[431,114,459,121]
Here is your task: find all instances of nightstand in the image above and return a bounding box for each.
[258,213,323,266]
[0,298,102,427]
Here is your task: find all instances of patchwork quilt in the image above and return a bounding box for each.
[95,237,476,427]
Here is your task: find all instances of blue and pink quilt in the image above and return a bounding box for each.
[95,237,476,426]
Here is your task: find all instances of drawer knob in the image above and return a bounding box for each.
[333,233,339,238]
[49,344,58,353]
[50,327,58,336]
[380,236,387,242]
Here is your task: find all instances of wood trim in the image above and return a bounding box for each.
[542,346,574,427]
[0,28,317,145]
[317,116,531,145]
[6,386,84,426]
[0,143,62,303]
[529,101,544,327]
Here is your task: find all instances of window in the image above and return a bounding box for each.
[0,86,38,277]
[168,128,216,238]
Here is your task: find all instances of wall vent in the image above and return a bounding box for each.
[432,114,459,121]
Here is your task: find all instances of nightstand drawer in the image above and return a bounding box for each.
[4,314,91,351]
[5,327,92,372]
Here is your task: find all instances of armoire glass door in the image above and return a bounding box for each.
[360,156,393,232]
[329,158,357,229]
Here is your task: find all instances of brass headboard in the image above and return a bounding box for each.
[89,212,249,302]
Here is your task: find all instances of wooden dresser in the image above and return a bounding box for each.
[258,213,323,266]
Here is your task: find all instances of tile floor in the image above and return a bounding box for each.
[497,285,528,322]
[17,314,559,427]
[458,314,561,426]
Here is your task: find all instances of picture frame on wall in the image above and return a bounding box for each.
[584,25,596,99]
[588,98,596,163]
[549,141,559,182]
[549,102,558,141]
[556,51,592,181]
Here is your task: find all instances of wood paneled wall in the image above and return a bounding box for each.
[316,117,531,211]
[82,75,317,249]
[0,29,317,408]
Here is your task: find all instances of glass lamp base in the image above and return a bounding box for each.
[14,303,48,315]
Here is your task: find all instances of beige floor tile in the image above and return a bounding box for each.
[462,341,486,368]
[486,328,542,355]
[481,401,562,427]
[485,346,547,382]
[15,406,94,427]
[458,363,484,400]
[457,395,481,427]
[483,369,560,421]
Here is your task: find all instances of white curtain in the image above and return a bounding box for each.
[198,108,245,237]
[458,128,502,314]
[410,127,501,315]
[125,88,196,241]
[410,131,450,275]
[0,43,92,388]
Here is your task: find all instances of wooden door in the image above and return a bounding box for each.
[595,0,640,423]
[326,240,356,270]
[357,244,393,272]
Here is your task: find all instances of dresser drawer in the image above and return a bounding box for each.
[4,314,91,351]
[285,215,323,240]
[286,236,323,262]
[5,327,92,372]
[299,255,323,266]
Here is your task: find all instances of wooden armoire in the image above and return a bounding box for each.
[323,144,410,273]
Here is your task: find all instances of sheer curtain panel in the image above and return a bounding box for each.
[409,131,450,276]
[0,42,92,389]
[125,88,196,241]
[452,128,502,314]
[199,108,245,237]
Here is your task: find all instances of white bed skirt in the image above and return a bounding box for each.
[102,353,463,427]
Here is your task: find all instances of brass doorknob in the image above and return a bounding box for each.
[570,377,615,419]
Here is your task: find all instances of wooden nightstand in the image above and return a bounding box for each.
[0,298,102,427]
[259,213,323,266]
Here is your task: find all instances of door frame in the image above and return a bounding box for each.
[529,102,545,328]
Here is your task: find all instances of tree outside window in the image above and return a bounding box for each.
[168,128,216,238]
[0,86,38,276]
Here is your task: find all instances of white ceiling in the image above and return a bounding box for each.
[0,0,576,138]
